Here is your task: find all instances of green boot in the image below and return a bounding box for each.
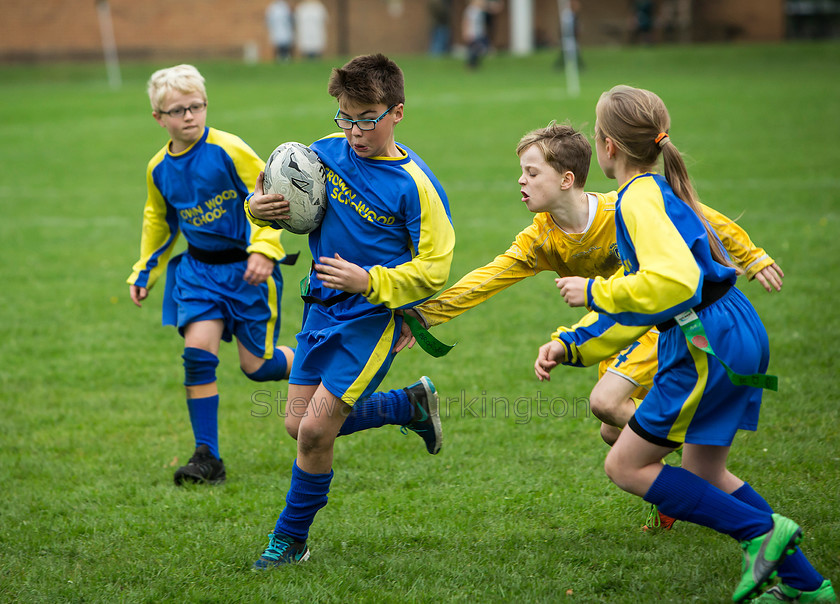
[755,579,836,602]
[733,514,803,602]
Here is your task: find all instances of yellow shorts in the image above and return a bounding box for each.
[597,328,659,399]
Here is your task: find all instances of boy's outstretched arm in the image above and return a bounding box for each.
[415,221,556,328]
[752,263,784,292]
[701,202,783,292]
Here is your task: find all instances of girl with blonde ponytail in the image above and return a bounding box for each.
[542,85,834,602]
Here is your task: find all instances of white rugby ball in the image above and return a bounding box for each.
[263,142,327,234]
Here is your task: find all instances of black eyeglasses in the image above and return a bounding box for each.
[159,102,207,118]
[334,104,397,131]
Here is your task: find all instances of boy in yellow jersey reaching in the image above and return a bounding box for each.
[399,122,780,426]
[397,122,783,530]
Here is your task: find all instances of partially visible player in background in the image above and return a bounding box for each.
[246,53,455,569]
[127,64,296,486]
[536,85,834,603]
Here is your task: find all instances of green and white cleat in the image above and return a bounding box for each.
[755,579,836,602]
[733,514,804,602]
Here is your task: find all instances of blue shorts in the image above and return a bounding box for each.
[290,297,400,406]
[161,252,284,358]
[631,287,769,447]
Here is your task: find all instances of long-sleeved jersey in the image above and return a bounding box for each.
[554,173,773,367]
[127,127,286,289]
[587,173,737,325]
[307,134,455,311]
[417,192,621,327]
[416,187,771,330]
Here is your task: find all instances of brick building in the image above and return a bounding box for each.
[0,0,787,63]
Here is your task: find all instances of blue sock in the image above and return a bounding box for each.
[338,388,413,436]
[274,461,333,542]
[244,348,292,382]
[186,395,220,459]
[644,465,772,541]
[731,482,824,591]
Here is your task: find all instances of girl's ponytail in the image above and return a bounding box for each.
[596,86,735,270]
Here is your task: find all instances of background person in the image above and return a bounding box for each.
[266,0,294,62]
[295,0,328,59]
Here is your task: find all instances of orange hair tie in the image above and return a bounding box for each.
[655,132,669,146]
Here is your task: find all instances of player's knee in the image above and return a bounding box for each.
[603,450,639,493]
[296,423,334,454]
[284,415,300,440]
[183,347,219,386]
[241,347,293,382]
[588,388,613,422]
[600,422,621,446]
[603,450,623,486]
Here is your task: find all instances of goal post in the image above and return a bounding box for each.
[96,0,122,90]
[558,0,580,97]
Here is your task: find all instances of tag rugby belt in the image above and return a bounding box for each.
[655,279,778,391]
[188,243,249,264]
[655,280,730,332]
[188,244,299,266]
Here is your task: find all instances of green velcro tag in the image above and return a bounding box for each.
[299,274,310,297]
[403,314,456,358]
[675,310,778,391]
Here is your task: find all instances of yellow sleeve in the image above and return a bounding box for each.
[365,162,455,309]
[415,220,553,327]
[699,203,774,279]
[126,154,180,289]
[244,197,274,229]
[589,179,700,317]
[248,221,287,261]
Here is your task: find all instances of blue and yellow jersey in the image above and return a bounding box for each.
[553,173,775,367]
[308,134,455,311]
[587,173,736,326]
[417,192,621,327]
[127,127,286,289]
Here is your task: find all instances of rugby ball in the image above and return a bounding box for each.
[263,142,327,234]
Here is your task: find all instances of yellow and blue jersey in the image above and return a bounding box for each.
[127,127,286,290]
[308,134,455,311]
[587,173,737,326]
[552,179,777,368]
[563,173,771,446]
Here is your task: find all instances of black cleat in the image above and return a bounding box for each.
[173,444,226,485]
[402,376,442,455]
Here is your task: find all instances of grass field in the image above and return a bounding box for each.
[1,42,839,603]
